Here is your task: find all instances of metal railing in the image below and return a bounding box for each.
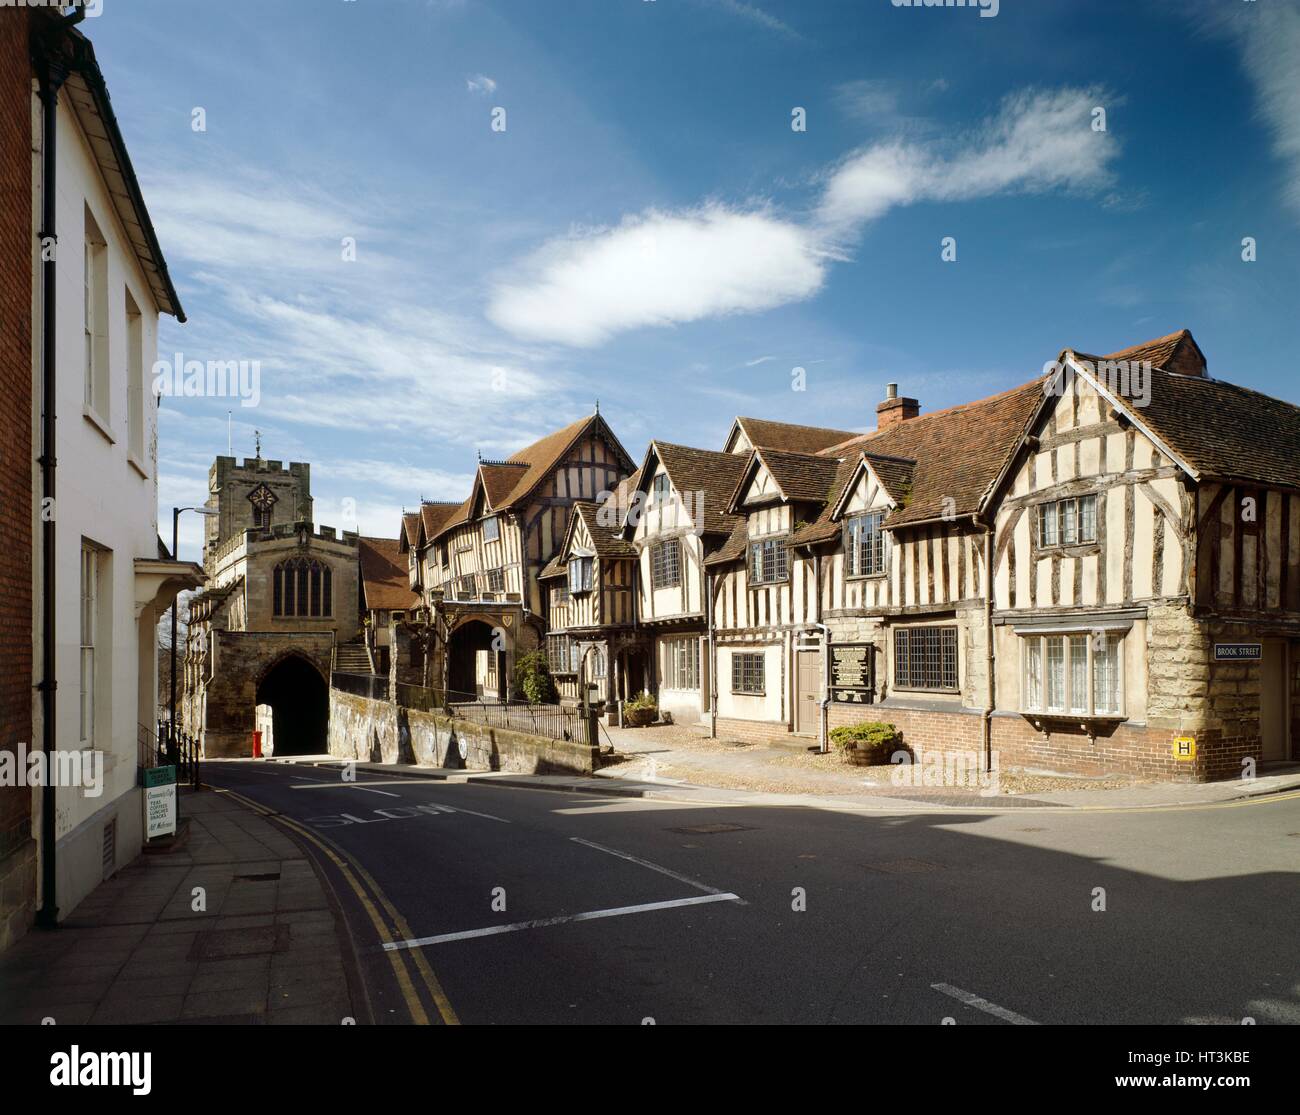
[153,719,201,790]
[332,671,390,700]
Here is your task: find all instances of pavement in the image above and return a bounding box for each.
[0,787,363,1025]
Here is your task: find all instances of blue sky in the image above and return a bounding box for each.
[83,0,1300,559]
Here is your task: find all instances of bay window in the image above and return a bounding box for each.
[1021,631,1123,717]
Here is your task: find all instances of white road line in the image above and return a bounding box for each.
[287,783,401,797]
[384,892,742,952]
[439,804,510,823]
[930,982,1039,1026]
[569,837,745,904]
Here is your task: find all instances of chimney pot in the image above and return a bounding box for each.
[876,385,920,429]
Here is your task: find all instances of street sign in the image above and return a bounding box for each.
[1214,643,1261,661]
[1172,737,1196,762]
[144,765,177,838]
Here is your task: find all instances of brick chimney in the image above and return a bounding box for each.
[876,383,919,429]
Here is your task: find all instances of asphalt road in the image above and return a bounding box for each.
[202,761,1300,1026]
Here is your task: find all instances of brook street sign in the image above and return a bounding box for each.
[1213,643,1262,661]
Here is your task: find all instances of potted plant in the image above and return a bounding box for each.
[623,690,658,728]
[829,721,901,766]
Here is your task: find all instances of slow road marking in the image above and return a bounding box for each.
[931,982,1039,1025]
[385,892,743,952]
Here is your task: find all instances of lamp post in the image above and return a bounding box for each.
[170,506,217,760]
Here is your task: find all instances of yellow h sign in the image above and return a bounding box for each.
[1172,736,1196,761]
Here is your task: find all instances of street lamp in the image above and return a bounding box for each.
[170,506,218,756]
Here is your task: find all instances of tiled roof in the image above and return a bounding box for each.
[400,512,421,551]
[418,501,460,544]
[479,462,529,508]
[1101,364,1300,491]
[791,456,866,546]
[821,378,1046,527]
[433,414,633,541]
[1086,328,1207,378]
[744,447,844,506]
[703,520,749,568]
[540,499,637,581]
[653,442,749,536]
[733,416,859,453]
[358,537,418,611]
[576,502,638,558]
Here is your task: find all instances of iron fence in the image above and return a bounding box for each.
[444,690,594,746]
[153,719,201,790]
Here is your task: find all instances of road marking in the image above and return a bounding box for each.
[385,892,743,952]
[288,783,401,797]
[213,785,459,1026]
[441,804,510,823]
[930,982,1039,1025]
[569,836,744,903]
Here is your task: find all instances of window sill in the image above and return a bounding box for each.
[845,572,887,583]
[83,405,116,445]
[127,450,150,480]
[1022,711,1126,728]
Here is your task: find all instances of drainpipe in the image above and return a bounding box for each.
[33,12,82,929]
[706,570,717,739]
[976,514,996,775]
[810,551,830,755]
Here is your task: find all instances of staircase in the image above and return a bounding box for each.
[335,641,373,674]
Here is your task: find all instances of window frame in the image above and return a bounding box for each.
[845,510,886,578]
[730,650,765,695]
[663,637,700,691]
[650,538,682,590]
[747,535,790,586]
[1038,494,1099,549]
[482,515,500,543]
[892,625,959,693]
[273,558,333,618]
[568,556,594,595]
[1020,630,1125,718]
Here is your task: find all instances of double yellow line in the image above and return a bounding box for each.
[216,785,459,1025]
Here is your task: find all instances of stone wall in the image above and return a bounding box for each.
[328,688,598,776]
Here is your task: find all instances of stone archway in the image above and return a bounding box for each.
[447,619,501,702]
[255,653,328,755]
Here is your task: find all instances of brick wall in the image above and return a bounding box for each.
[0,9,35,952]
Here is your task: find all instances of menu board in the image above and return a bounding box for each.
[830,643,873,702]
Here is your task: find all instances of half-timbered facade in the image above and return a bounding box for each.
[539,499,641,708]
[399,412,635,701]
[700,330,1300,781]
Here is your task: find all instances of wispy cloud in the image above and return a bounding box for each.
[466,73,497,95]
[1206,4,1300,215]
[490,87,1119,347]
[699,0,800,38]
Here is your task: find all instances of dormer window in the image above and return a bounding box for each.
[482,515,500,543]
[569,556,594,594]
[845,511,886,577]
[653,473,671,502]
[748,536,789,586]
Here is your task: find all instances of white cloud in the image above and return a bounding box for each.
[816,87,1117,234]
[466,73,497,95]
[487,206,829,346]
[491,87,1119,348]
[700,0,798,37]
[1219,5,1300,213]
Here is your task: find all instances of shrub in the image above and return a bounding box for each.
[829,722,899,764]
[623,690,658,727]
[513,650,556,705]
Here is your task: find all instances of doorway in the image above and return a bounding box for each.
[1260,639,1289,761]
[795,649,820,736]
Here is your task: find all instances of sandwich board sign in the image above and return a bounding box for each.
[144,765,177,839]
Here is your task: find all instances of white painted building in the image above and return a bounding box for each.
[30,19,200,922]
